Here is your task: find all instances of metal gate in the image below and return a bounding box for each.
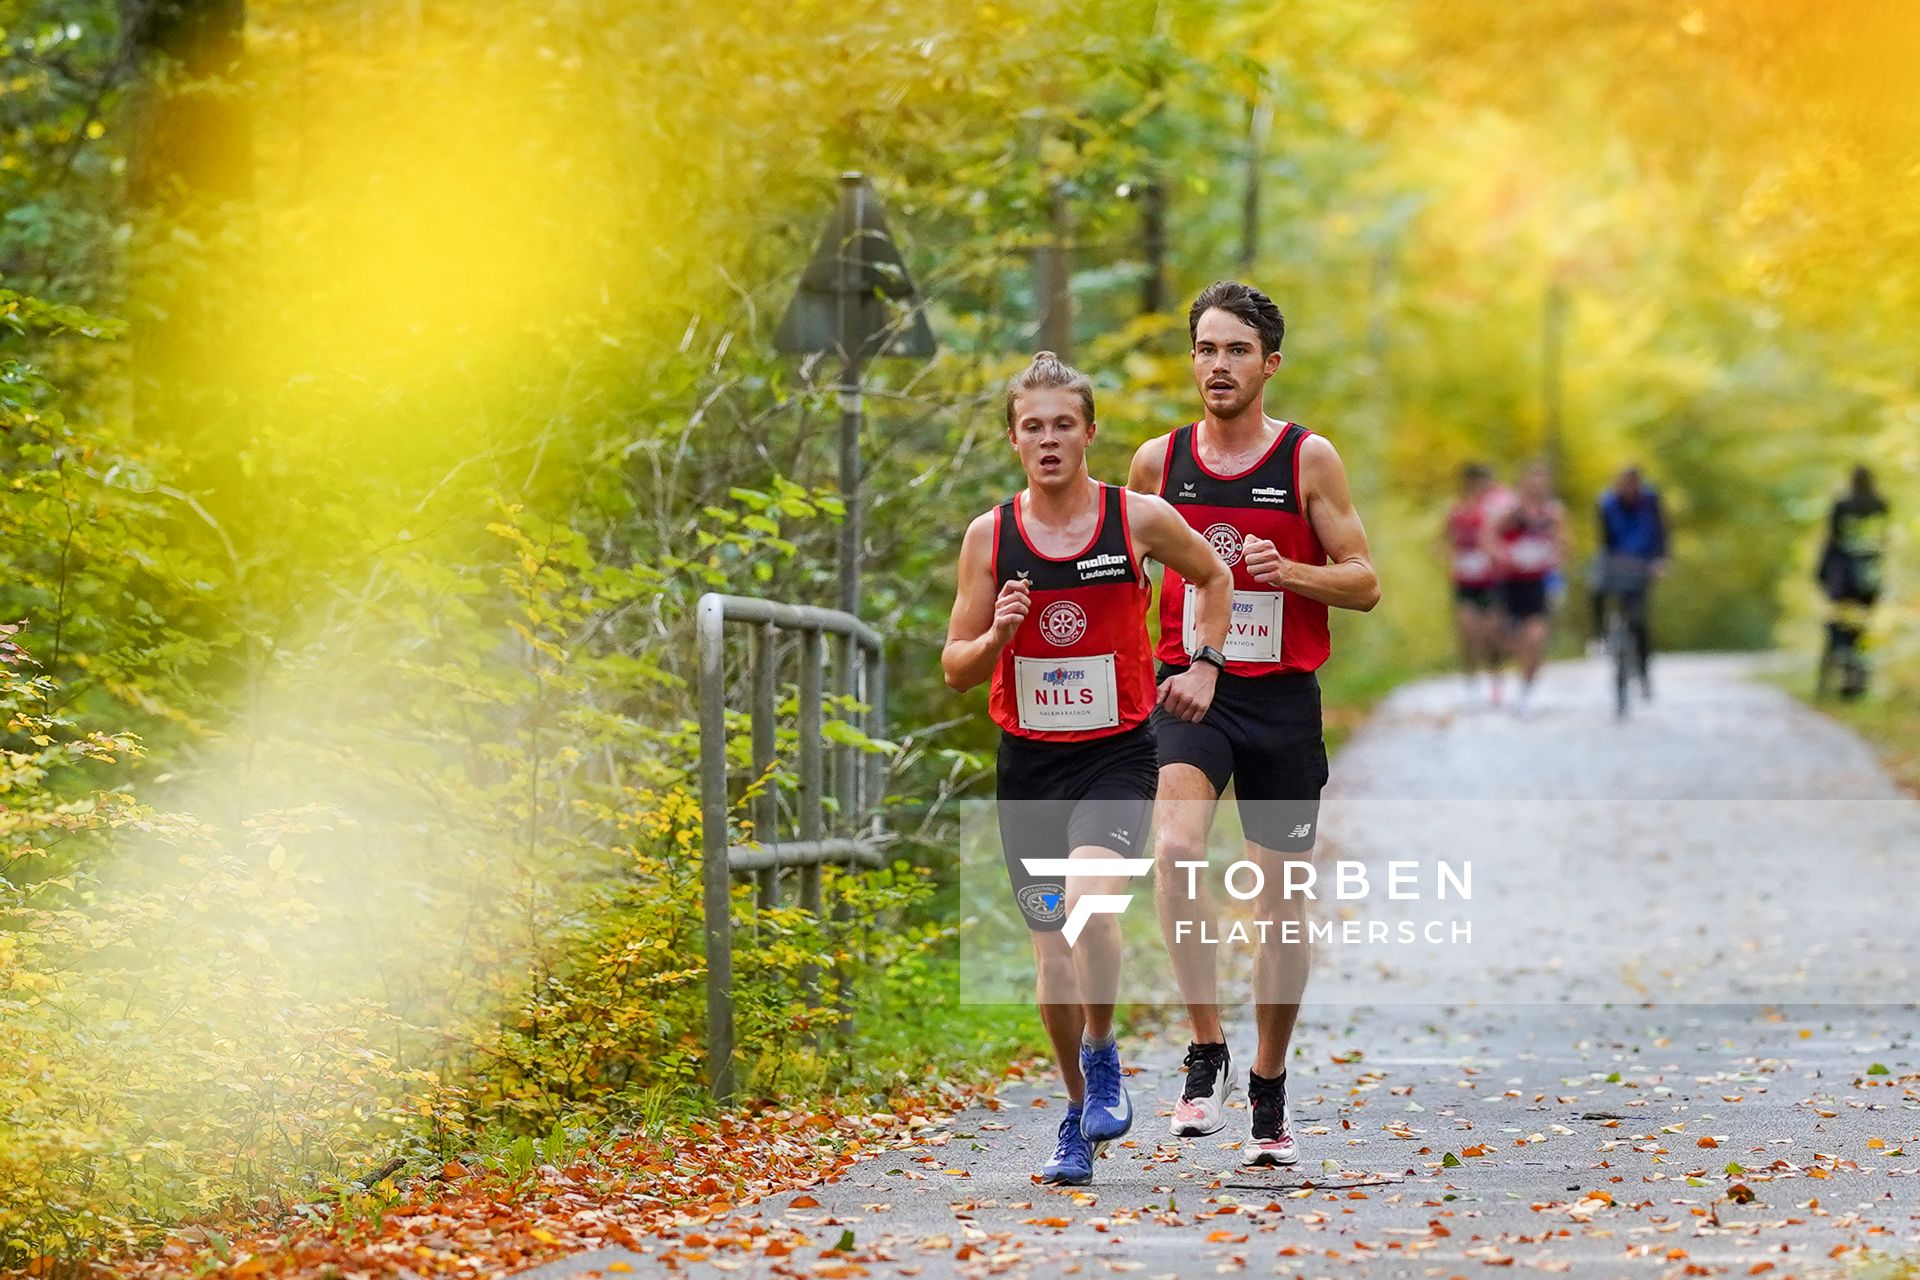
[695,592,888,1100]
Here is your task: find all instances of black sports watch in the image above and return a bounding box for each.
[1193,645,1228,671]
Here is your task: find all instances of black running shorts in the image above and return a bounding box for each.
[1453,582,1501,611]
[1152,666,1328,853]
[1503,577,1549,620]
[995,722,1157,933]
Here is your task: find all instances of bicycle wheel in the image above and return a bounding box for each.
[1607,607,1631,719]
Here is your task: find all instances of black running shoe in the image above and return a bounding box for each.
[1170,1041,1233,1137]
[1242,1069,1298,1166]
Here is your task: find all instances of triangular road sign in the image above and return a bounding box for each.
[776,173,936,365]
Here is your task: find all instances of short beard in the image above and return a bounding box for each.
[1204,384,1261,419]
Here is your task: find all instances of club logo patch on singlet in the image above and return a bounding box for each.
[1037,600,1089,646]
[1204,523,1244,566]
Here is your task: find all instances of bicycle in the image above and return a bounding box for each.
[1595,556,1654,720]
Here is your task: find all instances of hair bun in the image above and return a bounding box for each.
[1032,350,1058,362]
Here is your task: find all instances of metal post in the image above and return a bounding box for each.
[829,633,852,835]
[797,629,825,1017]
[695,596,735,1101]
[837,375,863,618]
[866,646,888,840]
[751,623,779,908]
[830,634,858,1041]
[798,630,825,919]
[835,174,866,619]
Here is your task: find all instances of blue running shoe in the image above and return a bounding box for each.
[1079,1039,1133,1145]
[1041,1104,1093,1185]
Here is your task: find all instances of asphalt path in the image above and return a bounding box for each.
[524,654,1920,1279]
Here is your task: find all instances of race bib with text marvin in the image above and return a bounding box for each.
[1183,585,1283,663]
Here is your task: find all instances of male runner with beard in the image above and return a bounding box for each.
[944,352,1231,1185]
[1128,283,1380,1166]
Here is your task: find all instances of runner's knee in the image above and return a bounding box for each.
[1031,932,1078,995]
[1153,834,1206,874]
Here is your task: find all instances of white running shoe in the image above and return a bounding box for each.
[1170,1042,1233,1137]
[1241,1071,1299,1166]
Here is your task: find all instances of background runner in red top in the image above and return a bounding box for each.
[1447,486,1503,590]
[1497,501,1560,581]
[989,482,1155,741]
[1154,421,1330,676]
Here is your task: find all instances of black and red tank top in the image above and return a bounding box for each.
[1155,422,1330,677]
[1497,502,1560,581]
[1446,492,1502,587]
[989,482,1156,742]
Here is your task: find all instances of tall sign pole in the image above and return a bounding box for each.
[775,172,936,616]
[835,175,865,616]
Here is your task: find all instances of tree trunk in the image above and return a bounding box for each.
[1140,176,1169,316]
[1240,89,1272,277]
[1542,280,1568,481]
[1035,181,1073,359]
[121,0,255,521]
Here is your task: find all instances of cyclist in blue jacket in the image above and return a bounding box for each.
[1592,466,1669,697]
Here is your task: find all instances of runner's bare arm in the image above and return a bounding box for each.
[942,513,1029,692]
[1128,492,1229,651]
[1127,433,1172,495]
[1244,434,1381,611]
[1127,492,1227,722]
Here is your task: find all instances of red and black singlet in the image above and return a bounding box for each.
[988,482,1156,742]
[1497,502,1561,581]
[1155,421,1331,677]
[1446,491,1503,588]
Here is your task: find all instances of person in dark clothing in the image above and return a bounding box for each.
[1816,466,1891,699]
[1591,467,1668,694]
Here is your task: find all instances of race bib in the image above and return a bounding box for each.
[1183,586,1283,663]
[1014,653,1120,733]
[1509,536,1555,573]
[1453,549,1492,580]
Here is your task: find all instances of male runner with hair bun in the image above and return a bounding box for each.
[944,352,1232,1185]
